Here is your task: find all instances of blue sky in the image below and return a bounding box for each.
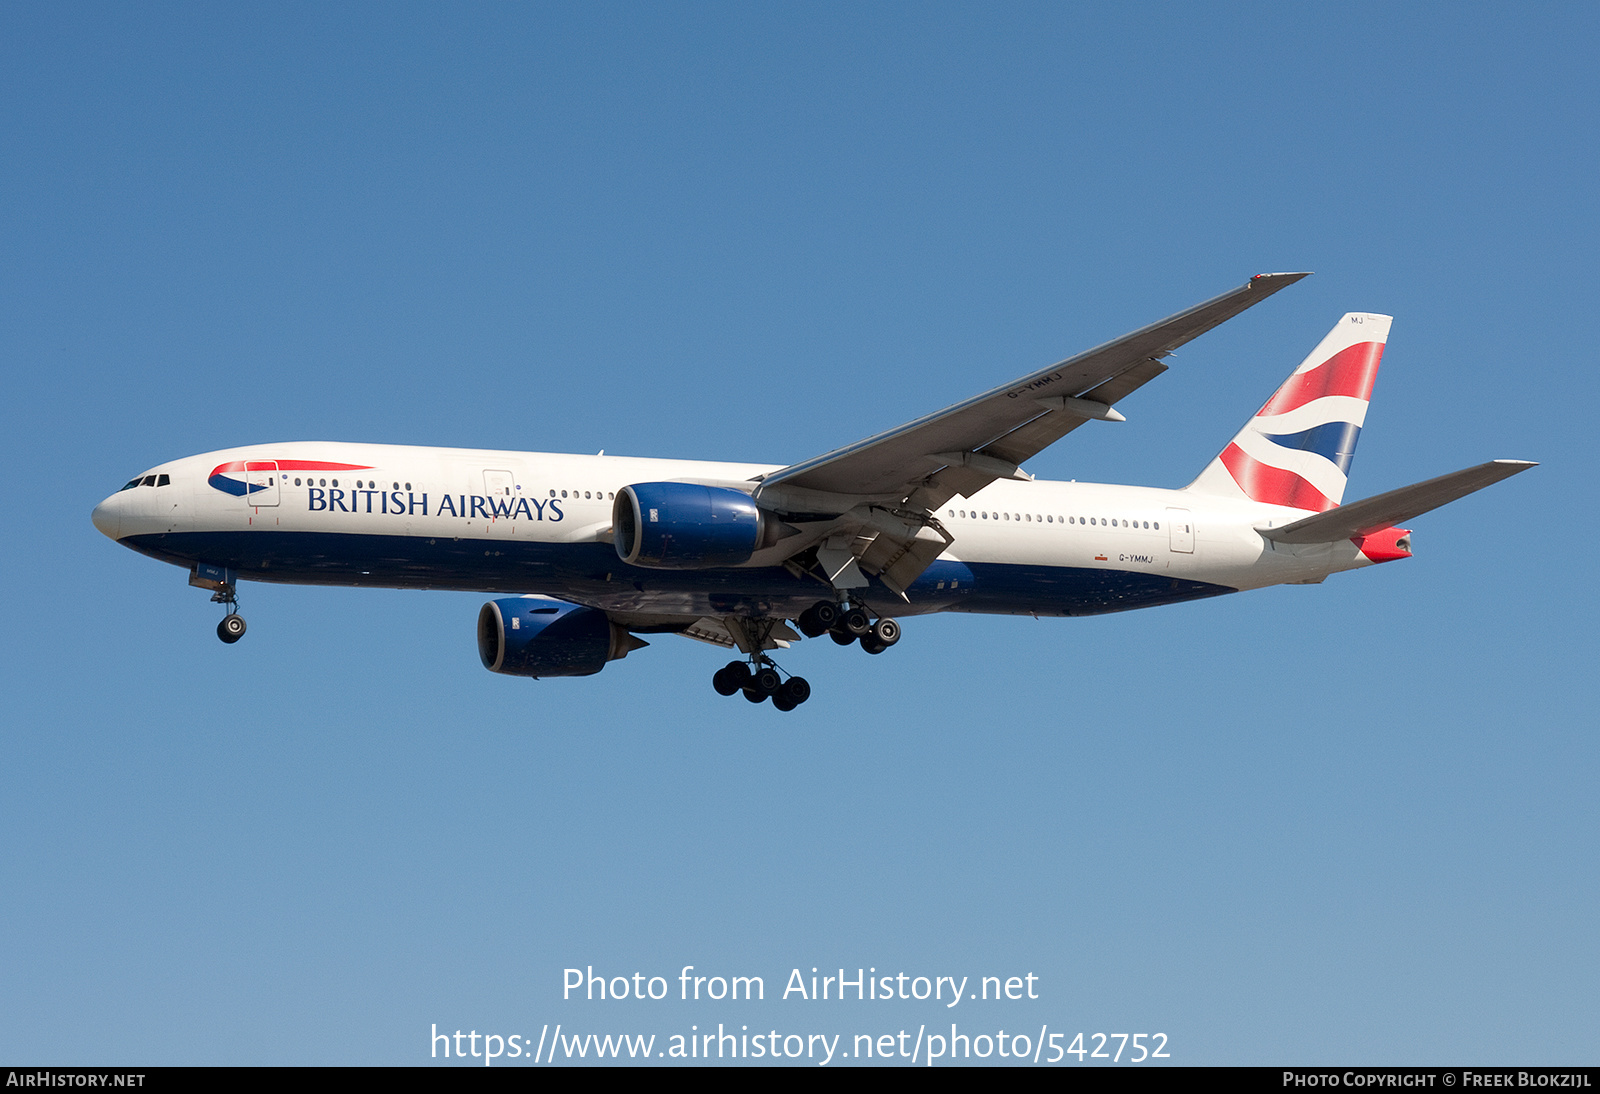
[2,3,1595,1065]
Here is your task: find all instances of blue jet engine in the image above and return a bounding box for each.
[613,482,769,568]
[477,597,645,678]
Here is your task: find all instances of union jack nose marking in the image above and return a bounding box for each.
[207,459,373,497]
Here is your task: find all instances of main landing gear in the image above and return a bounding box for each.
[712,658,812,711]
[795,599,900,654]
[212,583,246,645]
[711,600,902,709]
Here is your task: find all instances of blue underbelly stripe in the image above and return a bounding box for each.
[122,530,1235,618]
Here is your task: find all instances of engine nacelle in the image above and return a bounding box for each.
[613,482,767,568]
[477,597,643,678]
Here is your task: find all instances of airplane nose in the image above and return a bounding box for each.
[91,496,121,540]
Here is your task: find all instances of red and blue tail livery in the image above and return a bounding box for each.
[92,275,1534,711]
[1189,313,1389,512]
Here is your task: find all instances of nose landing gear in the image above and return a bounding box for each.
[212,583,246,645]
[191,565,247,645]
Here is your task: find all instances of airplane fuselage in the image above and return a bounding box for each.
[93,441,1386,622]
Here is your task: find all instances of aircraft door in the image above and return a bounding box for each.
[1166,507,1194,553]
[484,470,515,499]
[245,461,280,507]
[483,469,518,534]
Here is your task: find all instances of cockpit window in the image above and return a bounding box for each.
[120,478,141,491]
[142,475,158,486]
[156,474,170,487]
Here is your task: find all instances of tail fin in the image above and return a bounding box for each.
[1186,312,1391,511]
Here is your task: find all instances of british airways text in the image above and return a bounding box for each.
[307,489,565,521]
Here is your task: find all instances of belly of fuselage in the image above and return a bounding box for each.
[122,528,1235,620]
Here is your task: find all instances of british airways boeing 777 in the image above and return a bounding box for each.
[92,274,1533,710]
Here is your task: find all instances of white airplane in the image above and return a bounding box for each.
[92,274,1533,710]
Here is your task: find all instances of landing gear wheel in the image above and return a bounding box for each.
[742,685,767,704]
[830,629,857,646]
[771,692,798,712]
[870,618,901,647]
[843,606,872,637]
[751,666,781,695]
[712,661,751,696]
[861,635,886,654]
[798,600,837,638]
[217,614,246,644]
[779,676,811,706]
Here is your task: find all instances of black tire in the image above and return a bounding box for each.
[771,692,798,712]
[843,607,872,636]
[713,661,750,696]
[871,618,901,646]
[811,601,840,631]
[861,635,885,655]
[217,614,246,644]
[751,666,781,695]
[742,686,768,704]
[780,676,811,705]
[796,608,828,639]
[830,629,856,646]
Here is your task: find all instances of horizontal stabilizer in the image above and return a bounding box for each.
[1261,460,1536,543]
